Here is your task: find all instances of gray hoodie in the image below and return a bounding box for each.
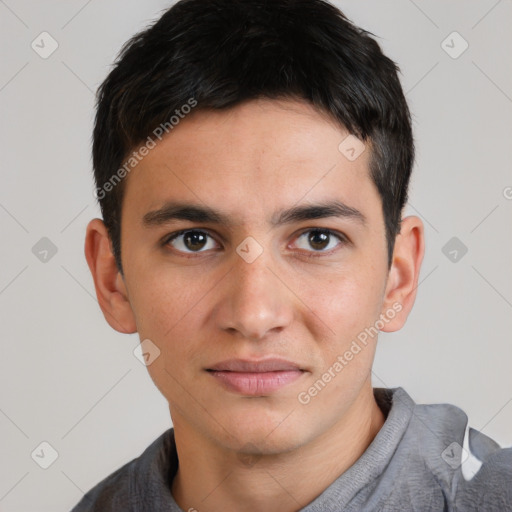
[70,387,512,511]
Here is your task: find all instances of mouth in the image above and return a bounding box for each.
[206,358,306,395]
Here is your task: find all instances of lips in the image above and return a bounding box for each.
[208,358,301,373]
[206,358,306,395]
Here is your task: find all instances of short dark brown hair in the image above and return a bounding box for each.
[92,0,414,275]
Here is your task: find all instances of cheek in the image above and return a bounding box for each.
[304,267,384,343]
[131,272,206,400]
[127,267,202,348]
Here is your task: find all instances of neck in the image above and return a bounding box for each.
[171,382,386,512]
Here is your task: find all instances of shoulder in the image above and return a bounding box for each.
[454,427,512,509]
[401,391,512,509]
[70,428,176,512]
[70,457,137,511]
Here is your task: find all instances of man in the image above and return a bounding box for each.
[73,0,512,510]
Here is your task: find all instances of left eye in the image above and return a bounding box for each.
[292,229,345,253]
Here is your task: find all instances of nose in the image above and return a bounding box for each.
[213,244,294,341]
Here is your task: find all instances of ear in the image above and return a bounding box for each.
[84,218,137,334]
[380,215,425,332]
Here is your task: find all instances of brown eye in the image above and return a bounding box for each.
[293,229,345,254]
[166,230,217,253]
[308,230,329,250]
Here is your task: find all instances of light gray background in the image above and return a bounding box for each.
[1,1,511,510]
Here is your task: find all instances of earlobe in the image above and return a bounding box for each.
[380,216,425,332]
[84,218,138,334]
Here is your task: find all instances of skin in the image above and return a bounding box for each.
[85,98,424,512]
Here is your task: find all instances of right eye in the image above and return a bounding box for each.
[163,229,220,255]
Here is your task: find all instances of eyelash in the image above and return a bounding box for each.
[162,228,348,258]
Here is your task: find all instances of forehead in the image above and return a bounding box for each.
[122,98,379,226]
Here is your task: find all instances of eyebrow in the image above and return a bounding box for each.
[142,199,367,228]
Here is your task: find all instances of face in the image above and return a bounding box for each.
[114,98,401,454]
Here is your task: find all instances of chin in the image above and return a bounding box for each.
[214,408,313,456]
